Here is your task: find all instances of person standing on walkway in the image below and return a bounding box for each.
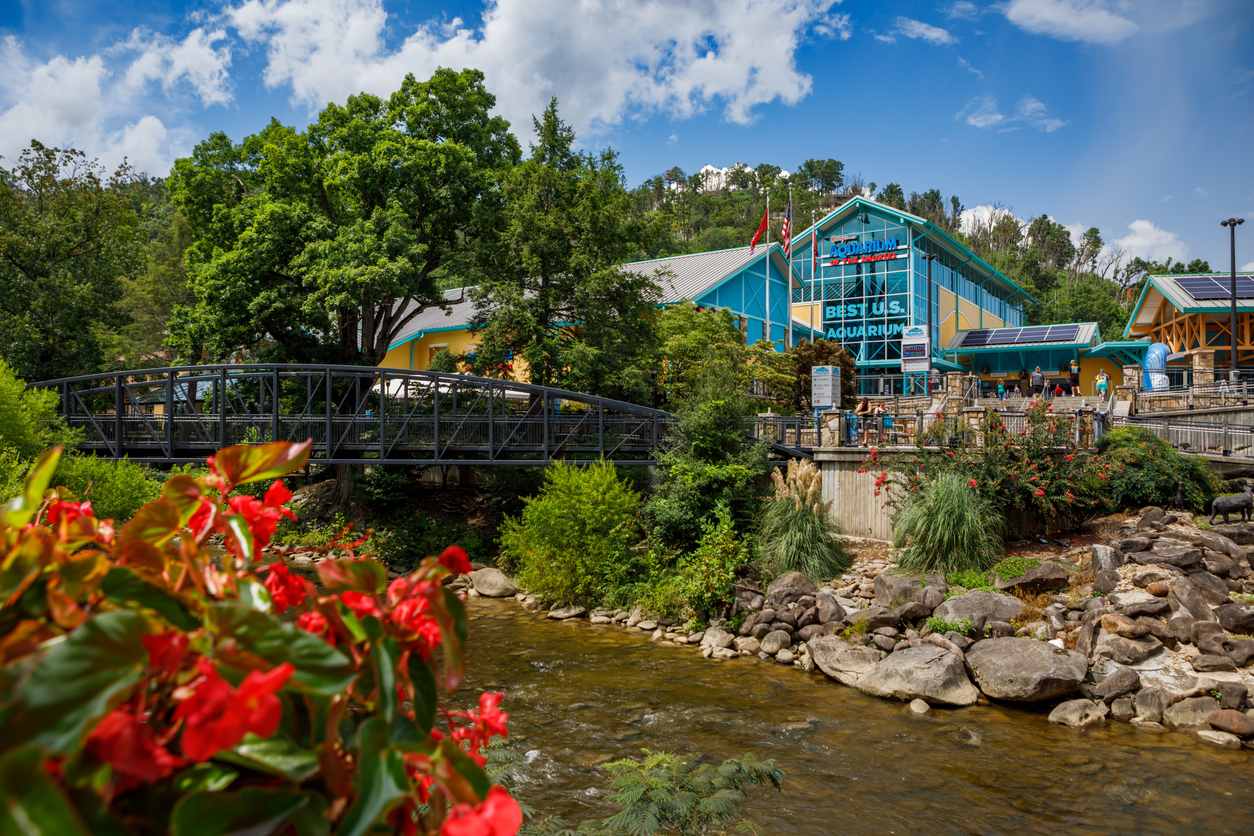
[854,397,873,445]
[1069,360,1081,395]
[997,380,1006,403]
[1030,366,1045,397]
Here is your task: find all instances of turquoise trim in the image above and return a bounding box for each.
[387,322,474,352]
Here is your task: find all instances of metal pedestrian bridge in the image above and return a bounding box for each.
[31,364,813,467]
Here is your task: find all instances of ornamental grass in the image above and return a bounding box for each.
[757,458,851,581]
[893,470,1005,575]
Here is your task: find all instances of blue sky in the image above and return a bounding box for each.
[2,0,1252,270]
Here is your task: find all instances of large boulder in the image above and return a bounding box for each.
[856,645,979,707]
[470,568,518,598]
[808,636,885,687]
[816,589,846,624]
[964,637,1087,702]
[931,590,1024,625]
[1108,589,1172,619]
[850,606,900,631]
[1216,603,1254,634]
[994,561,1070,593]
[1133,685,1173,723]
[1191,531,1246,562]
[760,630,792,656]
[1209,524,1254,545]
[1163,696,1222,732]
[700,627,736,650]
[1131,547,1203,569]
[1168,577,1216,622]
[1093,632,1163,665]
[1087,544,1126,571]
[1187,572,1233,606]
[1049,699,1108,729]
[874,572,947,608]
[766,572,818,607]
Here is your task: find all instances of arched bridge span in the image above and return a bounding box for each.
[30,364,694,467]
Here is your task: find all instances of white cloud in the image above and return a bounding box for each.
[957,56,984,78]
[224,0,840,135]
[960,204,1023,235]
[1195,186,1209,197]
[1000,0,1138,44]
[1162,194,1171,202]
[1242,261,1254,272]
[1113,219,1189,262]
[894,17,958,44]
[955,94,1067,132]
[119,28,234,107]
[945,1,979,20]
[0,33,218,175]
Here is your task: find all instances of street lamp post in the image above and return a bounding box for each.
[1223,217,1245,381]
[921,252,938,392]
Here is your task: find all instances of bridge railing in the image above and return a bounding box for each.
[31,364,677,466]
[1111,414,1254,457]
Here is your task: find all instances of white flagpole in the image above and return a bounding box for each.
[787,187,793,350]
[811,207,817,343]
[764,192,770,347]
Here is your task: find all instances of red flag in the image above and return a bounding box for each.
[780,203,792,259]
[749,207,768,253]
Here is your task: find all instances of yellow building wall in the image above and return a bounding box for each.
[379,328,533,381]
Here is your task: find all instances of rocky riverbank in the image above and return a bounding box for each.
[451,507,1254,751]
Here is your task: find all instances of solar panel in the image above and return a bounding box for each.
[1018,327,1051,340]
[1176,276,1254,300]
[1046,325,1080,341]
[989,329,1021,344]
[961,330,993,347]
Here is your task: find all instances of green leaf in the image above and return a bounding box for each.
[172,763,239,794]
[291,792,330,836]
[102,567,200,631]
[169,788,308,836]
[162,474,204,525]
[440,737,491,800]
[2,446,60,529]
[223,515,255,566]
[0,747,91,835]
[214,732,320,783]
[315,558,386,594]
[372,637,399,722]
[114,498,182,552]
[407,654,437,737]
[431,587,467,692]
[0,611,150,753]
[236,577,273,614]
[206,604,355,695]
[213,440,311,487]
[337,719,409,836]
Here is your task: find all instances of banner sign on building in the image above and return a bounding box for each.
[811,365,839,409]
[900,325,930,374]
[829,237,902,266]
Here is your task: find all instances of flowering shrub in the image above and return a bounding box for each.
[0,440,520,836]
[884,401,1116,534]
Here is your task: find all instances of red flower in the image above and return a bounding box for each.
[1065,454,1073,462]
[86,708,184,786]
[440,785,522,836]
[1035,489,1045,497]
[48,499,94,526]
[440,545,472,576]
[260,562,306,612]
[340,590,382,619]
[175,658,294,762]
[296,610,331,639]
[968,479,977,488]
[142,631,189,675]
[869,447,879,463]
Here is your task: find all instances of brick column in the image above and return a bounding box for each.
[1192,350,1215,389]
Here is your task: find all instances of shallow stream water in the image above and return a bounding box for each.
[459,598,1253,836]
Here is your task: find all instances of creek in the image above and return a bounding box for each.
[459,598,1253,836]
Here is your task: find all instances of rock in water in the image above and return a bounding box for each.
[964,637,1087,702]
[470,568,519,597]
[1049,699,1108,728]
[1208,709,1254,737]
[760,630,792,656]
[909,698,930,715]
[807,636,885,687]
[548,605,586,620]
[1162,696,1222,732]
[1093,665,1141,704]
[856,645,979,706]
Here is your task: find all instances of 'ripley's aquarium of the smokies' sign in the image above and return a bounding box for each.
[828,237,901,266]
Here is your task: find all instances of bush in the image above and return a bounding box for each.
[0,357,80,459]
[757,459,850,581]
[50,452,162,522]
[499,460,641,605]
[893,472,1005,575]
[1095,425,1220,511]
[946,568,993,591]
[674,504,750,617]
[374,513,486,570]
[925,616,973,635]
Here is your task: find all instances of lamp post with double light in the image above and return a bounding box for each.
[921,252,938,392]
[1224,217,1245,381]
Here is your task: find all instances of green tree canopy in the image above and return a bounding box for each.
[0,143,142,380]
[168,68,520,366]
[470,99,659,403]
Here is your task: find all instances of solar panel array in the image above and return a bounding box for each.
[1174,275,1254,300]
[960,325,1081,348]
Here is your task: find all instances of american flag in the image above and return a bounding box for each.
[812,228,819,276]
[781,203,792,258]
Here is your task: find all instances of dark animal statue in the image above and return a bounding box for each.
[1209,484,1254,524]
[1166,480,1186,511]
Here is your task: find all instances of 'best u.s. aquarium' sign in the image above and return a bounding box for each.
[829,237,901,266]
[822,297,909,344]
